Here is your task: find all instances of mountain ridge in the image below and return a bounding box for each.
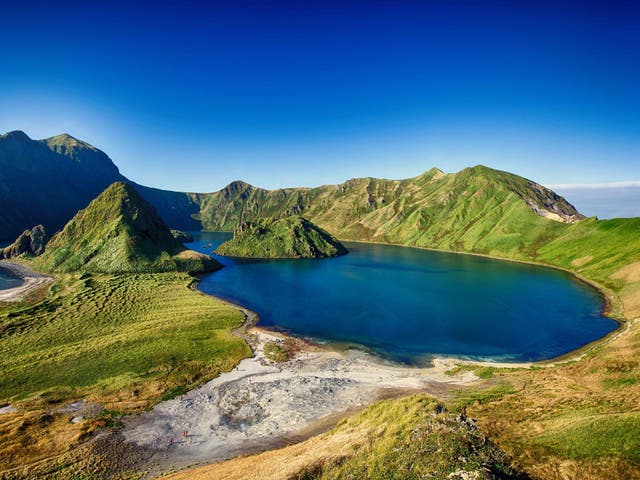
[0,130,583,242]
[2,131,639,319]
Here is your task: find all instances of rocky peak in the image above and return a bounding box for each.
[0,225,49,259]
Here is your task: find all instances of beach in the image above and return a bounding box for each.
[121,325,479,477]
[0,261,53,302]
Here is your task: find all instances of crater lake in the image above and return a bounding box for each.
[188,232,618,364]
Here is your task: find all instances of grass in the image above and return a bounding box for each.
[263,341,291,363]
[445,364,499,379]
[449,383,516,411]
[216,215,348,259]
[530,413,640,463]
[163,394,525,480]
[0,271,251,472]
[0,272,250,404]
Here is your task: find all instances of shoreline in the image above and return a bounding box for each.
[339,238,629,366]
[192,236,626,369]
[121,315,479,477]
[0,260,54,302]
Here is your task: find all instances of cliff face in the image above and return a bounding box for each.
[215,215,348,259]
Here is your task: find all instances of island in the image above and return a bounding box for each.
[215,215,348,259]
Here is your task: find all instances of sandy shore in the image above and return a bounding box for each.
[0,261,53,302]
[121,326,478,477]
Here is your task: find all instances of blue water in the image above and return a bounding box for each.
[187,232,618,364]
[0,269,23,290]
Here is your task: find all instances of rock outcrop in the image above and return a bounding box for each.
[0,225,49,259]
[171,230,194,243]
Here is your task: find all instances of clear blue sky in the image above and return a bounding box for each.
[1,0,639,199]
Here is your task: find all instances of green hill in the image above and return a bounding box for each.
[37,182,220,274]
[215,215,348,258]
[0,131,200,241]
[0,131,127,240]
[196,167,582,254]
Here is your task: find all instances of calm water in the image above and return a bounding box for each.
[188,232,617,363]
[0,269,22,290]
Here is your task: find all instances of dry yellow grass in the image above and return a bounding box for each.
[166,426,364,480]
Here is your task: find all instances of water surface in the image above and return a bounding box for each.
[0,269,23,290]
[188,232,617,363]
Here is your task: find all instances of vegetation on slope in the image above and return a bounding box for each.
[194,167,639,320]
[0,131,127,241]
[215,215,348,258]
[37,182,219,274]
[164,394,527,480]
[536,217,640,318]
[0,272,251,472]
[455,309,640,480]
[195,167,580,249]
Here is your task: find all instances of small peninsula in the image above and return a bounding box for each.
[215,215,348,259]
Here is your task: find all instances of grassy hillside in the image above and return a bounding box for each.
[0,131,127,241]
[164,395,526,480]
[195,167,580,251]
[0,272,251,471]
[536,217,640,318]
[37,182,219,274]
[191,166,639,320]
[216,215,348,258]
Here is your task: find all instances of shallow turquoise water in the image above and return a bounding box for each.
[188,232,618,364]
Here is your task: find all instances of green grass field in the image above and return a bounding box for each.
[0,272,250,406]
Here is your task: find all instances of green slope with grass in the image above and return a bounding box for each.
[215,215,348,258]
[194,166,639,319]
[0,273,250,404]
[0,271,252,474]
[300,395,524,480]
[36,182,220,274]
[196,166,581,254]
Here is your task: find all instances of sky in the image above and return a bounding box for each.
[0,0,638,217]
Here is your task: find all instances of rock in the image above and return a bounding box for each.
[0,224,49,259]
[170,229,194,243]
[29,224,49,255]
